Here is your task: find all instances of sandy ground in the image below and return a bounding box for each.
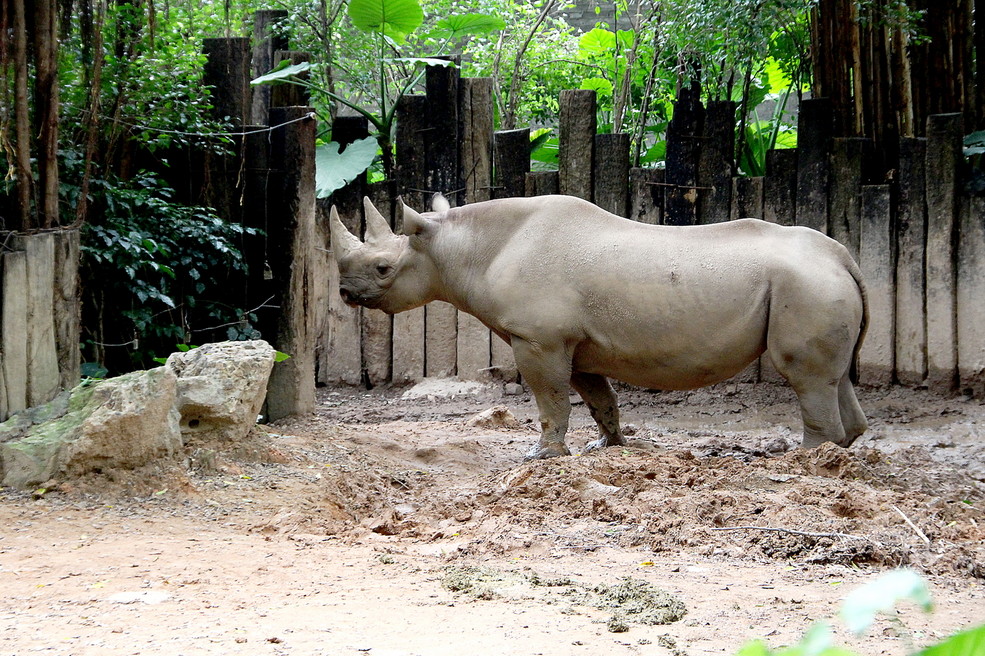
[1,381,983,656]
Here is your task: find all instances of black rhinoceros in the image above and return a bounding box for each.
[330,194,868,459]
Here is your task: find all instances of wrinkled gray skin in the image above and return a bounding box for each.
[330,195,868,460]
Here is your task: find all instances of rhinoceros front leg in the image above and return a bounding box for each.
[511,337,573,460]
[571,372,626,453]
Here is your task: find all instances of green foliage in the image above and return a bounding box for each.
[735,569,982,656]
[80,172,260,372]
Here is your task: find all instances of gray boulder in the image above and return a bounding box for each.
[165,340,276,445]
[0,367,181,489]
[0,340,277,489]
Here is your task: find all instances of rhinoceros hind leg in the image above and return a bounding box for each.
[794,382,847,449]
[837,374,867,446]
[571,372,626,453]
[512,337,574,460]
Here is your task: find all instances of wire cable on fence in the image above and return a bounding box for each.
[70,105,317,139]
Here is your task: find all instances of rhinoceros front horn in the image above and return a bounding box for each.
[363,196,395,243]
[329,205,362,259]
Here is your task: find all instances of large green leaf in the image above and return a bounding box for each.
[579,77,613,97]
[348,0,424,43]
[579,27,616,57]
[251,61,312,86]
[432,14,505,39]
[315,137,379,199]
[839,569,933,636]
[914,624,985,656]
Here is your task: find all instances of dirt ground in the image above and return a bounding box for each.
[1,380,983,656]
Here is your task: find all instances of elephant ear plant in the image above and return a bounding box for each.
[251,0,504,198]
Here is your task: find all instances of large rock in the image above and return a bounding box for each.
[0,367,181,489]
[165,340,276,445]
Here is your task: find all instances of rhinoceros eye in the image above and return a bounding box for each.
[376,263,392,277]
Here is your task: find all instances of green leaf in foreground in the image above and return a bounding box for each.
[251,61,312,86]
[432,14,506,39]
[839,569,933,636]
[914,624,985,656]
[315,137,379,199]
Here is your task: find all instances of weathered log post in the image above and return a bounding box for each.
[859,185,895,385]
[957,194,985,396]
[271,51,311,108]
[392,95,429,383]
[526,171,559,196]
[924,113,963,392]
[458,78,495,379]
[593,133,630,217]
[895,137,928,386]
[795,98,833,233]
[629,168,663,224]
[558,89,596,200]
[1,250,29,418]
[828,137,869,261]
[493,129,530,199]
[764,149,797,225]
[731,177,764,220]
[250,10,289,125]
[53,229,81,391]
[203,38,252,126]
[697,100,735,224]
[265,106,317,419]
[664,82,704,226]
[424,59,461,378]
[321,116,368,386]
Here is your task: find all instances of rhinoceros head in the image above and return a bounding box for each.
[329,196,442,314]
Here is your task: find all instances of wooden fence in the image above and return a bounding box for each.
[317,67,985,396]
[0,229,81,421]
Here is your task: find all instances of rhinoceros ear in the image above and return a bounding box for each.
[430,193,450,213]
[401,200,435,238]
[329,205,363,259]
[363,196,395,243]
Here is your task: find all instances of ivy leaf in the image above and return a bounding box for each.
[348,0,424,44]
[432,14,505,40]
[315,137,379,199]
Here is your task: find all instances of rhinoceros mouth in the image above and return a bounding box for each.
[340,287,386,310]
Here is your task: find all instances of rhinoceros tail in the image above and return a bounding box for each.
[847,257,869,386]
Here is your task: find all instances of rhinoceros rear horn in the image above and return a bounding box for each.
[363,196,395,243]
[400,200,434,237]
[329,205,362,259]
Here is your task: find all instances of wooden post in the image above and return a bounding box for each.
[53,229,81,390]
[697,100,735,224]
[525,171,559,196]
[1,251,28,417]
[322,116,368,386]
[425,59,461,378]
[924,113,962,392]
[493,129,530,199]
[11,234,59,407]
[664,83,704,226]
[558,89,596,200]
[630,168,663,224]
[250,10,289,125]
[393,95,429,383]
[361,183,395,388]
[957,194,985,396]
[859,185,894,385]
[271,51,312,108]
[828,137,868,261]
[795,98,833,233]
[203,38,252,126]
[731,177,764,220]
[457,78,495,379]
[593,133,630,217]
[895,137,928,386]
[764,149,797,225]
[266,106,317,418]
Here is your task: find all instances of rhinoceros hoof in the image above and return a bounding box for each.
[583,436,629,454]
[525,443,571,460]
